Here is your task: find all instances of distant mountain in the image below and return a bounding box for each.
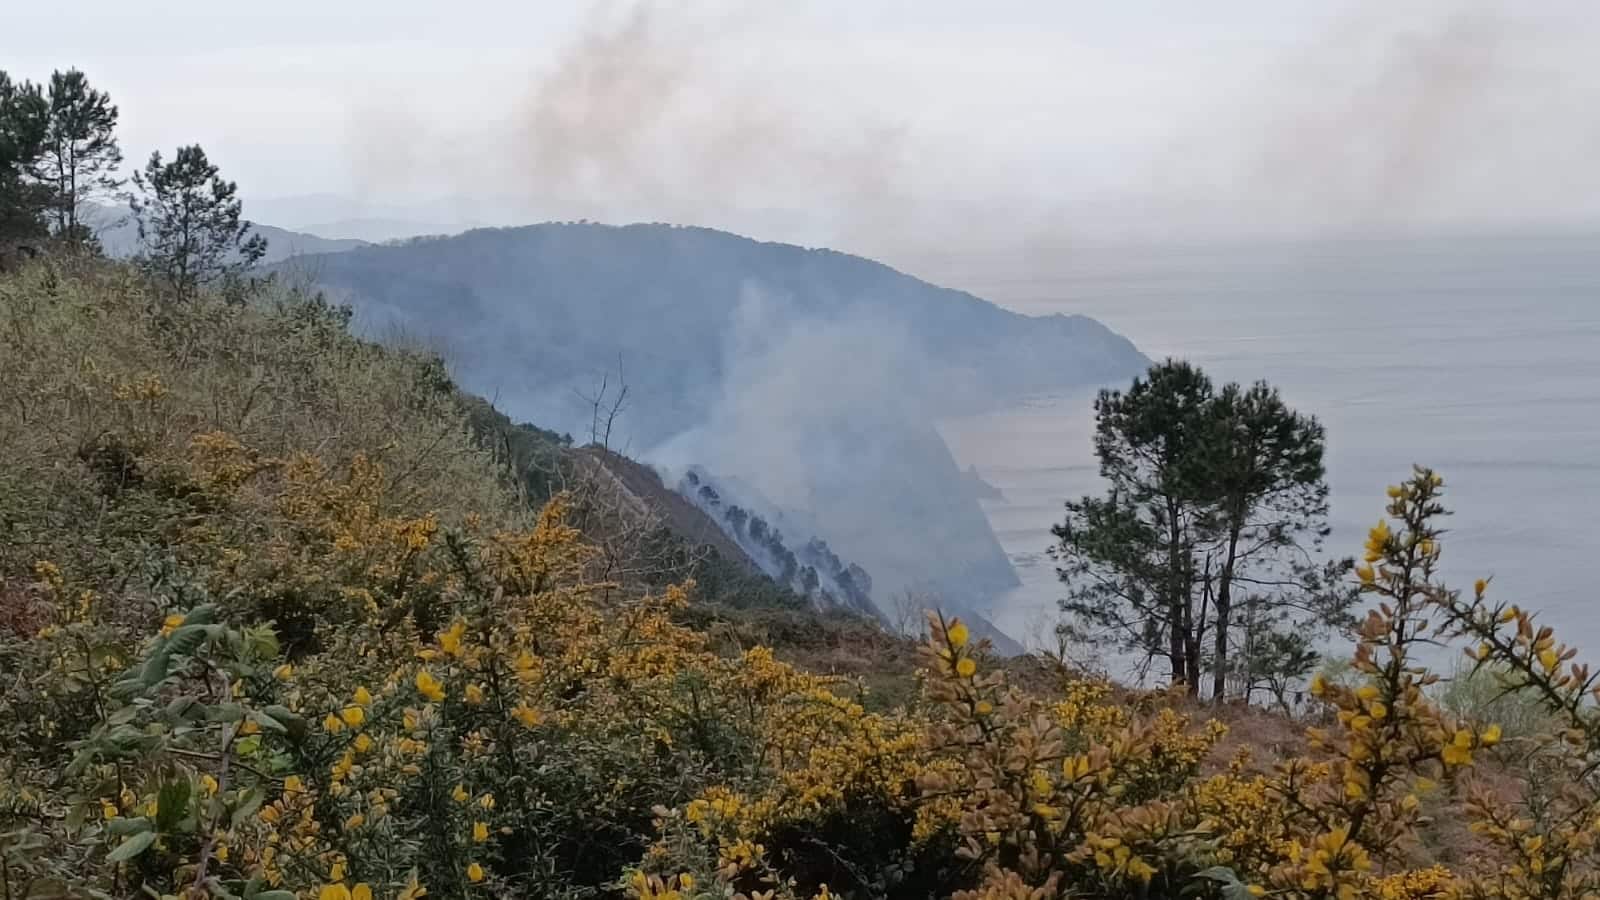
[283,223,1145,442]
[84,204,367,264]
[278,222,1148,638]
[296,218,471,243]
[244,193,479,243]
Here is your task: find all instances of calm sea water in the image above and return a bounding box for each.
[928,231,1600,666]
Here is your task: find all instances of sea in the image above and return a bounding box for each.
[925,230,1600,671]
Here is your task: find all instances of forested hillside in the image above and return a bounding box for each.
[289,223,1144,444]
[281,223,1146,631]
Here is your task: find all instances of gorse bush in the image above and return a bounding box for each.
[10,259,1600,900]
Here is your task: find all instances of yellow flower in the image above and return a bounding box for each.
[199,774,219,795]
[511,704,542,727]
[472,821,489,842]
[354,733,373,753]
[323,713,345,734]
[1482,723,1502,746]
[1474,578,1488,596]
[329,861,346,881]
[345,813,366,829]
[397,874,427,900]
[353,686,373,706]
[352,885,373,900]
[466,863,485,883]
[320,885,352,900]
[947,621,970,648]
[1364,519,1391,562]
[439,620,467,657]
[452,783,469,803]
[340,705,366,728]
[416,669,445,702]
[479,793,496,810]
[1355,564,1375,584]
[955,657,977,678]
[283,775,305,794]
[160,613,185,636]
[1539,649,1560,672]
[465,683,485,705]
[273,663,294,681]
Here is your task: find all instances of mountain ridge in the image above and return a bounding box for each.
[271,221,1148,639]
[83,203,369,264]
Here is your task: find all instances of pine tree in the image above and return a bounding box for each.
[1201,379,1352,702]
[38,69,123,246]
[1055,360,1216,689]
[129,144,267,301]
[1054,360,1354,698]
[0,71,49,256]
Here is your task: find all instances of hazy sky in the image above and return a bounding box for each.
[8,1,1600,253]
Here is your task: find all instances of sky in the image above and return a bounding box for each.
[7,0,1600,255]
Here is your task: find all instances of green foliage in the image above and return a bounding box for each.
[38,68,123,245]
[459,394,571,508]
[130,144,268,301]
[1433,658,1555,742]
[1054,359,1355,699]
[0,70,50,253]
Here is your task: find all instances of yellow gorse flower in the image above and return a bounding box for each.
[415,669,445,702]
[947,621,969,648]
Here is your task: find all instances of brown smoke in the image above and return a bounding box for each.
[1152,0,1600,237]
[363,1,917,247]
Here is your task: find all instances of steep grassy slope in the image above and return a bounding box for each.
[0,259,805,638]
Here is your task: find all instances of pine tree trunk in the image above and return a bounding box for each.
[1211,529,1242,704]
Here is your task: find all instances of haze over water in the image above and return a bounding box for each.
[930,230,1600,667]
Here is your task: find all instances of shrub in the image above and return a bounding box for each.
[13,261,1600,900]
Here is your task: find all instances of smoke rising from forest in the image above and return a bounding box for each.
[645,284,1009,606]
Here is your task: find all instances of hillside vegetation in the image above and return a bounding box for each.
[14,57,1600,900]
[282,223,1146,628]
[11,258,1600,900]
